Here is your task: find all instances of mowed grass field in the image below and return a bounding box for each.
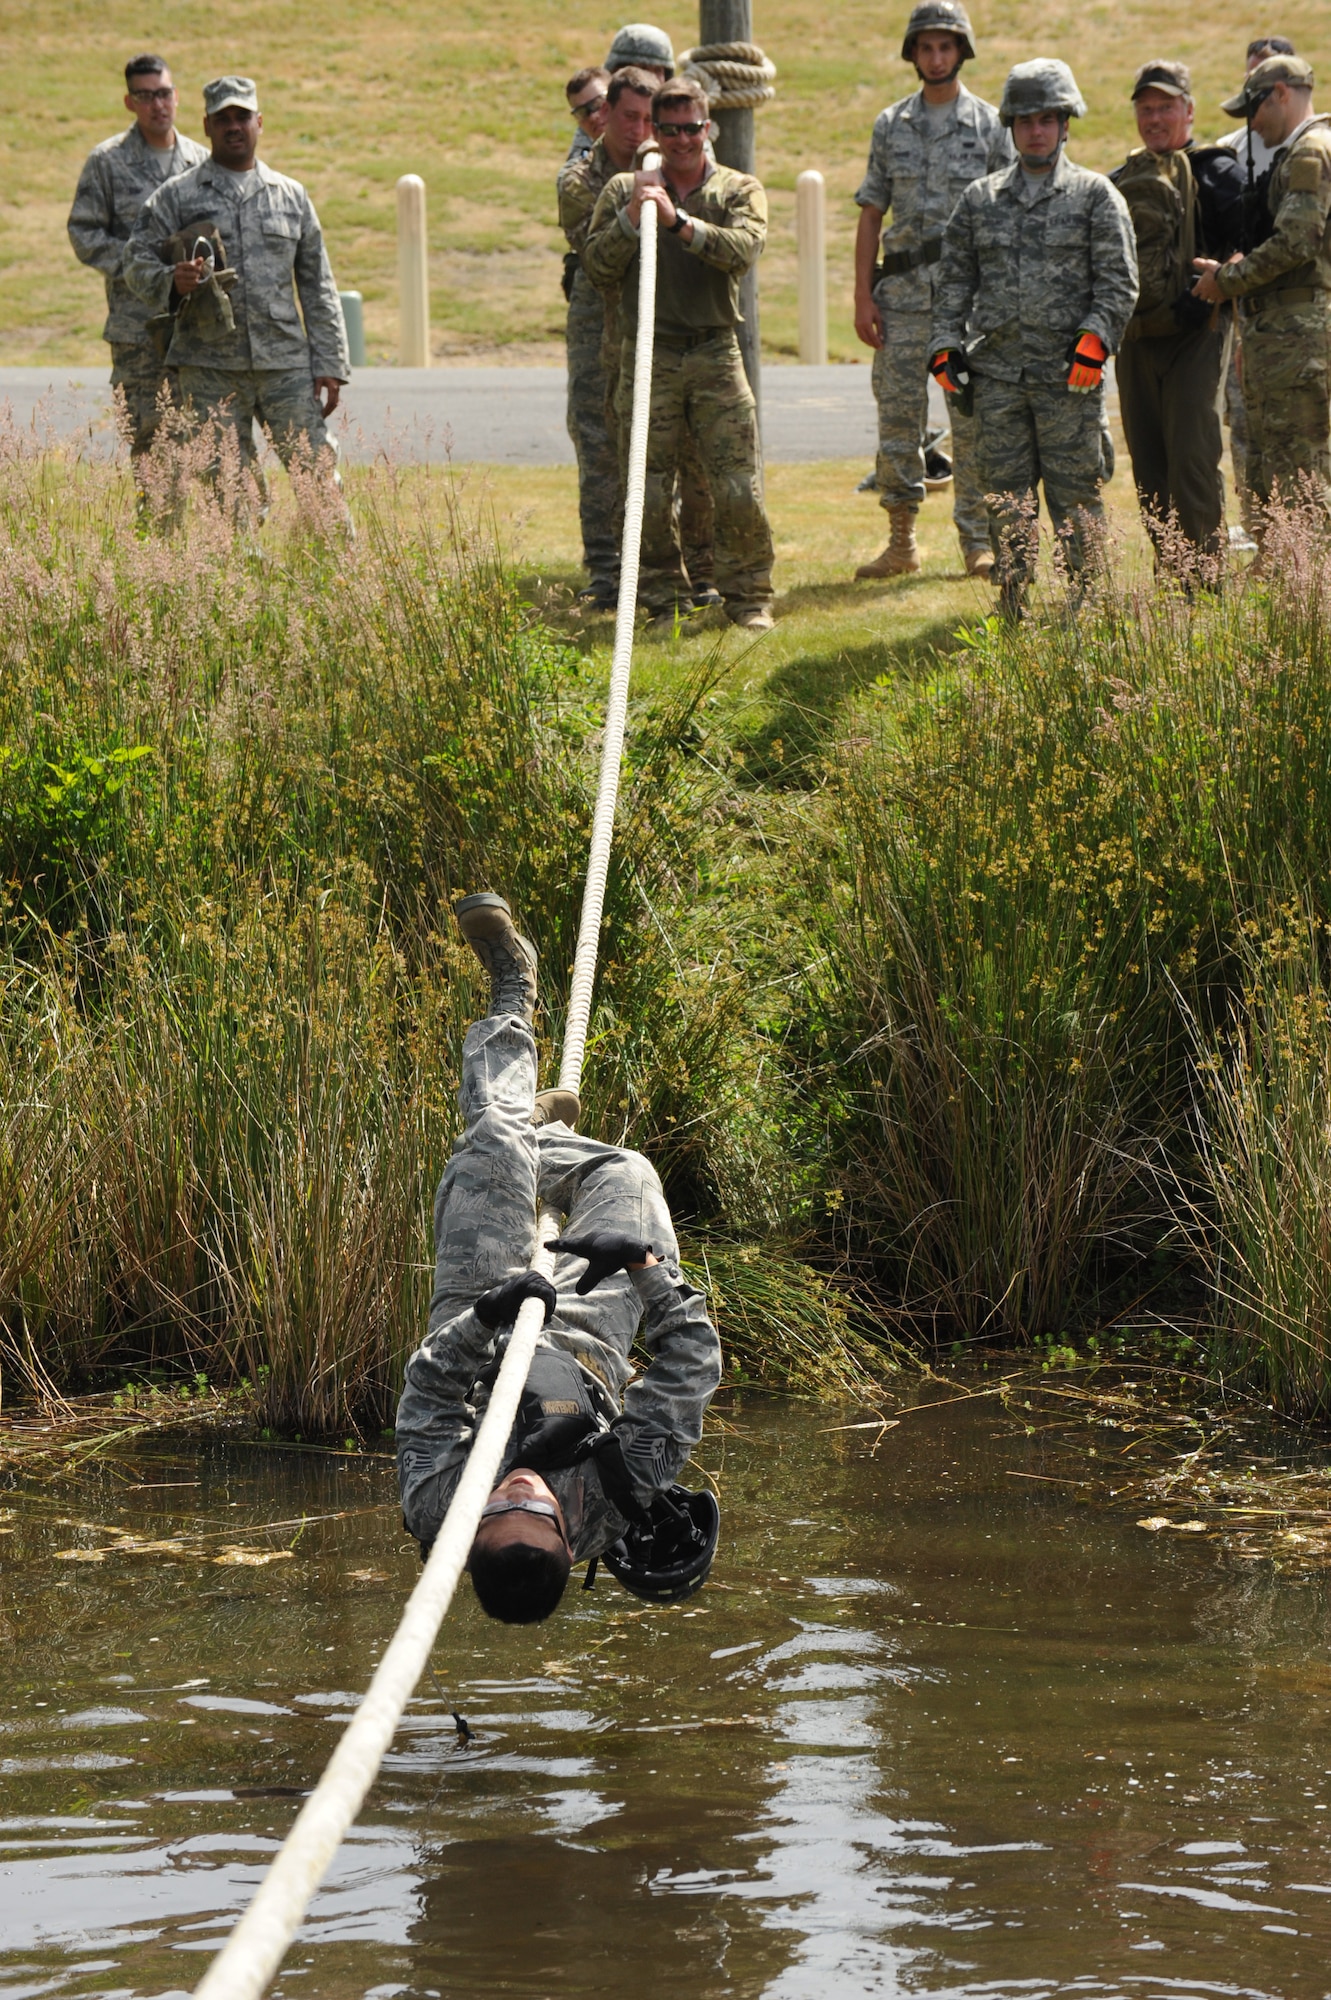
[5,0,1330,368]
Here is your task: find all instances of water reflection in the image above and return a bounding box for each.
[0,1396,1326,1996]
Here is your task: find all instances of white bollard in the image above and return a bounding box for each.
[795,169,827,367]
[396,175,430,368]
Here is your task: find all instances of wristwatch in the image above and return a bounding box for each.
[667,208,690,234]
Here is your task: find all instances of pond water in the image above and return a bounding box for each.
[0,1390,1328,1999]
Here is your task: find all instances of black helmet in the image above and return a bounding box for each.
[603,1484,720,1604]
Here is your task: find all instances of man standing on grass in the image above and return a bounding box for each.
[852,1,1011,583]
[1110,62,1245,569]
[68,55,208,469]
[1193,55,1331,530]
[584,76,774,631]
[124,76,349,514]
[930,60,1138,616]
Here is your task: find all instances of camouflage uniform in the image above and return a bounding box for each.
[123,157,349,487]
[1212,115,1331,516]
[396,1013,722,1562]
[932,152,1138,582]
[67,124,209,457]
[584,161,772,619]
[856,85,1011,553]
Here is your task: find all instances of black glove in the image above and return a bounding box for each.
[546,1230,654,1295]
[473,1271,558,1330]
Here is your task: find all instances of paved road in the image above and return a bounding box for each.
[0,362,890,466]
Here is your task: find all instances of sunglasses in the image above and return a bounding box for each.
[570,93,606,118]
[129,87,175,104]
[655,119,706,136]
[480,1496,563,1525]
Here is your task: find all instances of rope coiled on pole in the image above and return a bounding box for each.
[678,41,776,109]
[190,160,665,2000]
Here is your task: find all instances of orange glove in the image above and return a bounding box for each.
[1066,331,1108,393]
[930,347,969,395]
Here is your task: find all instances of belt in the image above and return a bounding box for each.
[876,237,943,278]
[654,327,731,351]
[1239,285,1325,319]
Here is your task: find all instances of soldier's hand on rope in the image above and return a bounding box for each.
[473,1270,558,1329]
[546,1231,659,1293]
[930,348,969,396]
[629,180,677,231]
[1066,331,1108,393]
[173,255,207,295]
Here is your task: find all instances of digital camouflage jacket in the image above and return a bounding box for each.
[855,85,1012,317]
[68,125,209,343]
[583,160,767,341]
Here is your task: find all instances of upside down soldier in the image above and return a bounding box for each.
[396,895,722,1624]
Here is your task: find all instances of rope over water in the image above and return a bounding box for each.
[189,158,666,2000]
[679,42,776,109]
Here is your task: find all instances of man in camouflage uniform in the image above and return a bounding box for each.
[562,24,675,187]
[931,60,1138,612]
[853,1,1011,581]
[1194,55,1331,526]
[561,68,655,609]
[68,54,208,465]
[584,77,774,629]
[396,894,721,1622]
[124,76,349,513]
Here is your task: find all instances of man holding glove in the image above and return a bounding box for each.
[396,893,722,1625]
[930,59,1138,613]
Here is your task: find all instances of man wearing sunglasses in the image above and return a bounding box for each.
[396,895,721,1625]
[1193,54,1331,529]
[68,55,208,468]
[583,77,775,629]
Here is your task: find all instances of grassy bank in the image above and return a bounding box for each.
[10,0,1331,367]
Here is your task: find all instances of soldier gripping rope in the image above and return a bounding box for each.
[853,1,1011,581]
[931,59,1138,614]
[123,76,350,517]
[1193,54,1331,530]
[396,895,722,1624]
[67,54,208,468]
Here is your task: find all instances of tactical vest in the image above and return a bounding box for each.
[1117,147,1196,339]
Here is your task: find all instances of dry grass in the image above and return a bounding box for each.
[7,0,1330,365]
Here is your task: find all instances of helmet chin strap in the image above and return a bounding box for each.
[1019,114,1068,168]
[914,55,966,85]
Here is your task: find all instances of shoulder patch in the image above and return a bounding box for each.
[1289,155,1324,194]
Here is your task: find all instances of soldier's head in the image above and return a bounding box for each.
[605,23,675,85]
[468,1468,572,1623]
[901,2,975,86]
[1000,59,1086,169]
[566,66,610,143]
[123,55,177,144]
[604,67,658,165]
[1222,54,1314,147]
[1247,35,1295,76]
[652,78,710,174]
[1132,62,1194,155]
[203,77,261,171]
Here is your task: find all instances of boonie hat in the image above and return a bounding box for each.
[203,75,258,116]
[1132,60,1192,100]
[1221,53,1313,116]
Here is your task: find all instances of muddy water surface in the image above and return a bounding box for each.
[0,1393,1328,1998]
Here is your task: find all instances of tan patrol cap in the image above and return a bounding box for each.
[203,75,258,116]
[1132,60,1192,100]
[1221,53,1313,116]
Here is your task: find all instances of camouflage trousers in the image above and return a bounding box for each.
[605,335,715,592]
[871,311,988,551]
[176,365,342,513]
[1224,322,1257,530]
[109,341,178,459]
[566,279,621,595]
[616,331,773,618]
[1240,296,1331,518]
[973,374,1111,586]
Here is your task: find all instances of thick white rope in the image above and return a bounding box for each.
[191,163,663,2000]
[678,42,776,109]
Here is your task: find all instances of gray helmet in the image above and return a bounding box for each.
[999,58,1087,125]
[901,1,976,63]
[605,23,675,74]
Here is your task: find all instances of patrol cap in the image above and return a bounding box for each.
[1221,52,1314,116]
[999,58,1087,126]
[901,0,976,64]
[605,24,674,74]
[203,75,258,116]
[1132,60,1192,100]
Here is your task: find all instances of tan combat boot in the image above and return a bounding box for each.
[965,545,996,579]
[855,506,921,579]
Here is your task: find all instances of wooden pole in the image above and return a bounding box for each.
[699,0,760,423]
[795,171,826,365]
[396,175,430,368]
